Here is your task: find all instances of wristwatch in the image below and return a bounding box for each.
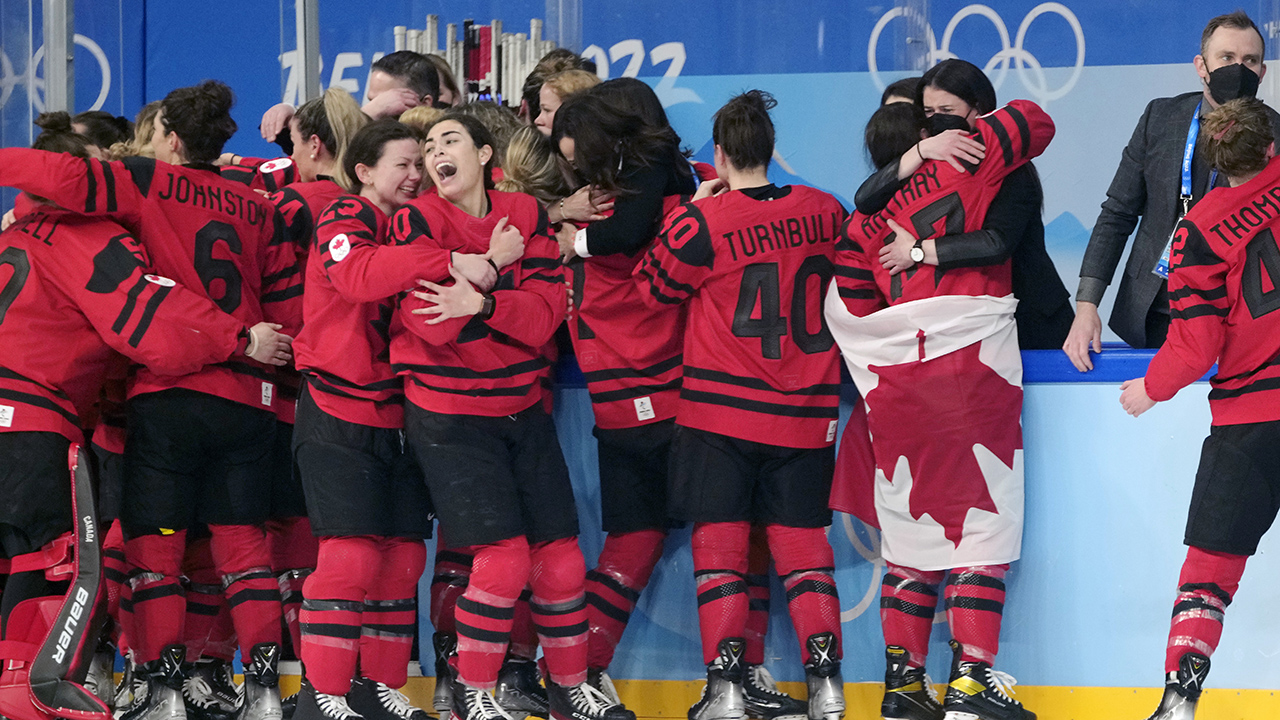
[909,240,925,264]
[477,293,496,321]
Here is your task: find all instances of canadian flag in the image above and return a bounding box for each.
[824,290,1024,571]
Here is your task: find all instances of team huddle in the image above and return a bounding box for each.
[2,10,1280,720]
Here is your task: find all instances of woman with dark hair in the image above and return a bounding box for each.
[881,77,922,106]
[857,58,1073,350]
[389,110,631,720]
[72,110,132,154]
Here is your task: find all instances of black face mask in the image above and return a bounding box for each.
[1207,63,1261,105]
[927,113,972,137]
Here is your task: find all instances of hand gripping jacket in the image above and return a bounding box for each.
[0,445,110,720]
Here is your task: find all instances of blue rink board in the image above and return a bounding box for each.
[417,349,1280,690]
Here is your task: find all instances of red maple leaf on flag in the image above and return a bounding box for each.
[865,340,1022,547]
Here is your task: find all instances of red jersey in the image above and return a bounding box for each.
[294,194,451,428]
[0,210,246,441]
[221,156,299,194]
[568,194,686,429]
[267,177,345,422]
[390,190,565,417]
[0,149,299,412]
[636,184,846,449]
[834,100,1055,313]
[1145,156,1280,425]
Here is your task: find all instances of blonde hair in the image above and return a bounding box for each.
[1203,97,1274,180]
[295,87,368,190]
[108,100,162,160]
[542,70,600,104]
[497,126,571,204]
[399,105,447,133]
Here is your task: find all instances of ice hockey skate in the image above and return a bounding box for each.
[585,669,620,707]
[741,665,805,720]
[119,645,188,720]
[184,659,241,720]
[803,634,844,720]
[544,678,634,720]
[1143,653,1210,720]
[289,679,363,720]
[432,633,456,715]
[345,677,429,720]
[451,677,515,720]
[688,638,747,720]
[941,642,1034,720]
[85,641,119,711]
[880,646,942,720]
[494,657,548,719]
[233,644,282,720]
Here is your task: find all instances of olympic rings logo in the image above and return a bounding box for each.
[868,2,1086,105]
[0,34,112,113]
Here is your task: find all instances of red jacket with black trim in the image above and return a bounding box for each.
[1145,156,1280,425]
[0,148,299,413]
[833,100,1055,315]
[221,156,299,194]
[390,190,565,417]
[635,184,846,449]
[294,194,453,428]
[267,177,345,423]
[568,194,686,429]
[0,210,247,441]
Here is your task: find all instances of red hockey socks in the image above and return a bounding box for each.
[744,525,771,666]
[691,521,750,665]
[586,529,664,669]
[429,543,474,636]
[530,537,588,687]
[360,538,426,689]
[102,520,128,646]
[209,524,281,656]
[510,589,537,660]
[880,564,943,668]
[766,524,841,664]
[301,536,381,696]
[124,530,187,664]
[204,604,237,662]
[455,537,531,690]
[182,537,223,660]
[945,564,1008,665]
[1165,547,1247,673]
[266,516,318,658]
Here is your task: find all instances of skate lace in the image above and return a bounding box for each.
[922,674,941,704]
[467,687,515,720]
[216,664,245,700]
[375,683,421,718]
[317,692,364,720]
[985,669,1020,702]
[570,683,616,715]
[747,666,789,699]
[116,675,147,711]
[184,676,220,709]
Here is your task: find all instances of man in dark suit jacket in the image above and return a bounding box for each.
[1063,10,1280,370]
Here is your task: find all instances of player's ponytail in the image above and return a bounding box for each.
[296,87,369,191]
[32,111,92,158]
[160,79,238,164]
[1203,97,1274,180]
[72,110,133,150]
[712,90,777,171]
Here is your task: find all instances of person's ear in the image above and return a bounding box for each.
[478,144,493,167]
[355,163,373,185]
[309,134,324,160]
[1194,54,1210,83]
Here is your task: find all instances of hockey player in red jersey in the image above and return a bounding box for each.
[635,91,846,720]
[1118,97,1280,720]
[825,64,1055,720]
[0,80,302,720]
[0,118,290,720]
[391,111,633,720]
[290,118,519,720]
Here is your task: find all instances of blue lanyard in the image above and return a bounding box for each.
[1181,101,1219,216]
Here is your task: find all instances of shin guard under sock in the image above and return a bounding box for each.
[183,537,223,660]
[1165,546,1247,673]
[210,524,281,656]
[429,543,473,636]
[124,530,187,664]
[103,520,128,646]
[456,537,531,690]
[744,525,771,666]
[529,537,588,687]
[301,536,381,696]
[360,538,426,689]
[510,589,537,660]
[586,529,664,669]
[691,521,750,665]
[945,564,1008,665]
[267,516,318,658]
[766,524,841,664]
[880,564,943,668]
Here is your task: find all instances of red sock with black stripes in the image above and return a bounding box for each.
[691,521,750,665]
[209,523,281,656]
[766,524,841,664]
[880,564,943,668]
[267,516,318,658]
[1165,547,1247,673]
[430,542,473,636]
[301,536,380,695]
[102,520,128,648]
[744,526,771,666]
[455,537,531,690]
[945,564,1008,665]
[204,602,237,663]
[586,529,665,670]
[124,530,187,664]
[182,537,223,660]
[360,538,427,689]
[510,589,537,660]
[530,538,588,687]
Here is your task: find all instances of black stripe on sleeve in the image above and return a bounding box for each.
[1171,304,1229,320]
[112,276,150,334]
[983,115,1016,167]
[834,266,875,281]
[83,157,98,212]
[128,285,171,347]
[100,160,118,212]
[1005,104,1032,159]
[261,285,305,303]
